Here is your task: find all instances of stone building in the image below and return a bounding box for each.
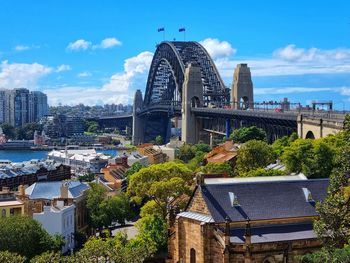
[167,174,328,263]
[20,181,90,234]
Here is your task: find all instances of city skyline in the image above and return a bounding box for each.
[1,1,350,109]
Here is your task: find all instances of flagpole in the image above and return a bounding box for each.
[163,29,165,41]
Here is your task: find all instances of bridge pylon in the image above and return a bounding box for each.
[132,89,144,145]
[231,64,254,110]
[181,63,203,144]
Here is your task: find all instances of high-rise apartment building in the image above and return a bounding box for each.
[0,88,49,127]
[32,91,48,121]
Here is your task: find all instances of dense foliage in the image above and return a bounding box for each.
[1,123,43,140]
[127,162,193,219]
[0,216,62,259]
[125,162,145,178]
[177,143,211,163]
[281,138,335,178]
[235,140,276,176]
[86,183,133,231]
[200,161,234,177]
[229,126,267,143]
[272,132,298,157]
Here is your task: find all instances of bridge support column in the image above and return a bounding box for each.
[132,90,144,145]
[181,63,203,144]
[225,119,231,139]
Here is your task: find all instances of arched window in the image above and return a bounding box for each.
[190,248,196,263]
[305,131,315,139]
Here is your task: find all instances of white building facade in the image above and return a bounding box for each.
[33,203,75,254]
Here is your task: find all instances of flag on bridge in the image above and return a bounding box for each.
[158,27,165,32]
[179,27,186,32]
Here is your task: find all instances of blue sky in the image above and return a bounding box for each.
[1,0,350,109]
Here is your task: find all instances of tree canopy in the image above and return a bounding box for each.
[177,143,211,163]
[235,140,276,176]
[86,183,133,230]
[229,126,267,143]
[200,161,234,177]
[281,138,335,178]
[127,162,193,219]
[0,216,61,259]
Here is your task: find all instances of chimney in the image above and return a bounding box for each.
[195,172,205,186]
[18,185,25,197]
[60,182,69,199]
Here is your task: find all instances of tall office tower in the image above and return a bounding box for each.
[0,90,6,124]
[5,88,34,127]
[32,91,48,121]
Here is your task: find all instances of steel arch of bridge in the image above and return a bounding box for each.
[143,41,228,107]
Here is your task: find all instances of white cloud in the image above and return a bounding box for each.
[45,51,153,106]
[199,38,236,59]
[254,87,333,95]
[93,38,122,49]
[273,44,350,62]
[14,45,30,51]
[56,64,71,72]
[67,39,91,51]
[44,86,132,106]
[102,51,153,92]
[77,71,91,77]
[0,60,52,89]
[14,45,40,51]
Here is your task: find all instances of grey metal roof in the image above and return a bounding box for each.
[25,181,89,200]
[177,211,214,223]
[200,179,329,222]
[229,223,317,244]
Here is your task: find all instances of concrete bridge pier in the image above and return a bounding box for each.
[181,63,203,144]
[132,89,144,145]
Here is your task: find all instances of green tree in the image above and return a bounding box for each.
[272,132,298,157]
[125,162,145,178]
[136,215,168,251]
[229,126,267,143]
[300,245,350,263]
[0,216,61,259]
[177,143,211,163]
[200,161,235,177]
[127,162,193,219]
[1,123,15,139]
[86,183,109,230]
[313,144,350,248]
[239,167,285,177]
[30,251,66,263]
[0,251,26,263]
[281,138,335,178]
[235,140,276,176]
[75,233,156,263]
[155,135,163,145]
[78,172,96,182]
[177,144,196,162]
[104,193,134,226]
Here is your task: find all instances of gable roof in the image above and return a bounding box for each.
[199,179,329,223]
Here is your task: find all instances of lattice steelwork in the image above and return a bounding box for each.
[144,41,228,107]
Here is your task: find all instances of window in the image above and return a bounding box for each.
[1,209,6,217]
[190,248,196,263]
[10,208,14,216]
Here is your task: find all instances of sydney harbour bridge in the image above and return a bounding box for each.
[95,41,346,145]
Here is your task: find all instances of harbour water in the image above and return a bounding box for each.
[0,149,119,163]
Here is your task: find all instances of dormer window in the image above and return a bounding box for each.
[302,188,314,202]
[229,192,239,207]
